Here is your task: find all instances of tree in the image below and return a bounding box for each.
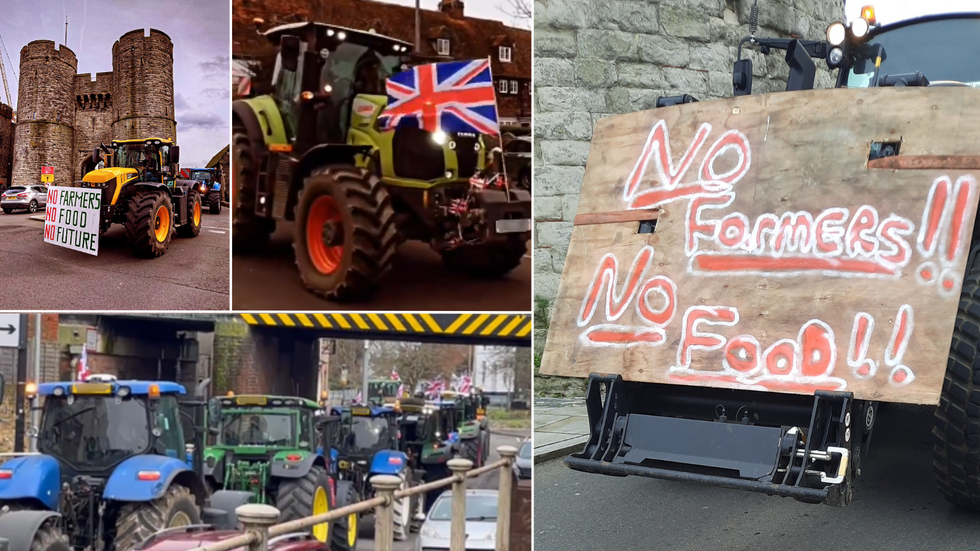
[499,0,531,19]
[368,341,470,396]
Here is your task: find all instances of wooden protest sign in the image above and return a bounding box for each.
[540,87,980,405]
[43,186,101,256]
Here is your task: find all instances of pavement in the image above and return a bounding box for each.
[0,208,229,310]
[534,403,980,551]
[533,397,588,463]
[232,222,531,310]
[357,428,529,550]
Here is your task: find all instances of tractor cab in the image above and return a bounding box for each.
[396,399,458,466]
[367,379,401,405]
[84,138,180,193]
[261,21,412,148]
[210,394,321,451]
[330,405,400,459]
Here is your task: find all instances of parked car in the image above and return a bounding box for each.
[418,489,499,551]
[513,437,531,480]
[2,185,47,213]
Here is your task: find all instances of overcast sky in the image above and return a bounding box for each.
[0,0,229,168]
[374,0,531,29]
[844,0,980,24]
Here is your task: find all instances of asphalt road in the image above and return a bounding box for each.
[232,222,531,311]
[358,429,529,551]
[535,404,980,551]
[0,208,230,310]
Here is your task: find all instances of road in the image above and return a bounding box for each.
[232,222,531,311]
[358,429,529,551]
[0,209,229,310]
[535,404,980,551]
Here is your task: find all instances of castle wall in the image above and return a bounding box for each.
[0,104,13,189]
[12,41,77,188]
[111,29,176,141]
[73,72,115,180]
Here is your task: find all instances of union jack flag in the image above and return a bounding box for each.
[390,369,400,381]
[425,378,445,399]
[452,374,473,394]
[380,59,499,135]
[77,348,90,382]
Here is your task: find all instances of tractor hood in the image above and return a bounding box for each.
[83,167,138,183]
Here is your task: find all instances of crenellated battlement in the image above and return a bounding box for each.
[19,40,77,69]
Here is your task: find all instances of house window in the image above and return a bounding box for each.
[437,38,450,56]
[499,46,512,62]
[510,80,518,94]
[498,80,508,94]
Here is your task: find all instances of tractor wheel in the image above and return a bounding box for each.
[392,473,411,541]
[177,190,202,238]
[27,520,69,551]
[330,480,358,551]
[125,190,173,257]
[232,128,274,253]
[934,261,980,510]
[460,437,481,467]
[293,165,399,301]
[276,466,333,543]
[208,191,222,215]
[114,485,200,551]
[441,239,527,278]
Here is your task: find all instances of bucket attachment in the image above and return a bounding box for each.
[566,374,856,506]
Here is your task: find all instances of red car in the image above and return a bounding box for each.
[135,526,328,551]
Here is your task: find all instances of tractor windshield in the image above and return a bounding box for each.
[39,395,151,470]
[845,17,980,88]
[220,412,294,446]
[112,144,172,183]
[190,171,213,181]
[349,416,392,453]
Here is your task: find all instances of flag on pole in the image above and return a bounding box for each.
[391,369,400,381]
[380,59,499,135]
[354,390,363,404]
[458,375,473,394]
[425,378,444,399]
[77,348,90,382]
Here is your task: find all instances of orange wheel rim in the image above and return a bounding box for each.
[154,205,170,241]
[307,196,344,274]
[194,201,201,226]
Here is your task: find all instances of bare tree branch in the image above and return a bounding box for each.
[497,0,532,19]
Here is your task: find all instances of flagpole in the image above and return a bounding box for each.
[489,55,511,197]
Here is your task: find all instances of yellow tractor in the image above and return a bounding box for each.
[78,137,202,257]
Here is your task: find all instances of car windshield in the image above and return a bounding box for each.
[40,396,150,470]
[220,412,294,446]
[349,416,391,452]
[518,440,532,459]
[845,17,980,88]
[429,494,498,521]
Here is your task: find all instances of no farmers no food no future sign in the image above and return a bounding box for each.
[43,187,101,256]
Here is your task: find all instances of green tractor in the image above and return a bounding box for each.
[441,391,490,467]
[367,379,401,405]
[231,20,532,301]
[396,398,462,513]
[202,394,356,551]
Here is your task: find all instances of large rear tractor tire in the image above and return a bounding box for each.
[330,480,358,551]
[208,191,222,215]
[177,190,202,238]
[392,473,411,541]
[276,467,334,543]
[460,437,481,467]
[27,521,69,551]
[232,128,275,253]
[114,485,200,551]
[441,239,526,278]
[125,191,173,257]
[935,262,980,510]
[293,166,399,301]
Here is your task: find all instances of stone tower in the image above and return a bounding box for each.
[111,29,176,142]
[12,41,77,188]
[74,72,115,179]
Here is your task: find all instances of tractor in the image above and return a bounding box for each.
[75,137,201,257]
[440,391,490,467]
[0,375,224,551]
[394,398,461,513]
[366,380,400,406]
[181,168,222,214]
[325,405,419,541]
[231,21,532,301]
[202,394,356,551]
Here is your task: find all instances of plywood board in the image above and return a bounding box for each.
[540,87,980,405]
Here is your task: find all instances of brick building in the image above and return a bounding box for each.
[232,0,531,127]
[11,29,176,189]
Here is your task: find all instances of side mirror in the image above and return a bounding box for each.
[732,59,753,96]
[170,145,180,164]
[207,397,222,429]
[280,35,301,73]
[92,148,101,165]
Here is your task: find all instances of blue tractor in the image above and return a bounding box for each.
[0,374,243,551]
[325,405,421,541]
[182,168,221,214]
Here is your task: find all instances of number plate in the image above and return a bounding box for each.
[495,219,531,233]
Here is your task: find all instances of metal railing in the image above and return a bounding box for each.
[186,445,518,551]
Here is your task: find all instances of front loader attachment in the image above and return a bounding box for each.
[566,374,857,506]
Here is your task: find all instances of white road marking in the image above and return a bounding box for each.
[208,230,226,234]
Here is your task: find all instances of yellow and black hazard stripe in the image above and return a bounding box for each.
[239,313,531,344]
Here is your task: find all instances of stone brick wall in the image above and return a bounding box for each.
[532,0,844,393]
[74,72,115,181]
[111,29,176,142]
[12,41,77,188]
[0,104,13,189]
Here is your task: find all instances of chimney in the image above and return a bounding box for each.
[438,0,465,18]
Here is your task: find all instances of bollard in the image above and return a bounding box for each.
[495,445,518,551]
[236,503,280,551]
[371,474,402,551]
[448,457,473,551]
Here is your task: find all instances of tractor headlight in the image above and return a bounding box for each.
[851,17,869,38]
[828,47,844,67]
[448,141,456,150]
[444,171,453,179]
[337,32,347,41]
[431,130,448,145]
[53,386,65,396]
[826,22,846,46]
[474,142,481,152]
[118,386,131,398]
